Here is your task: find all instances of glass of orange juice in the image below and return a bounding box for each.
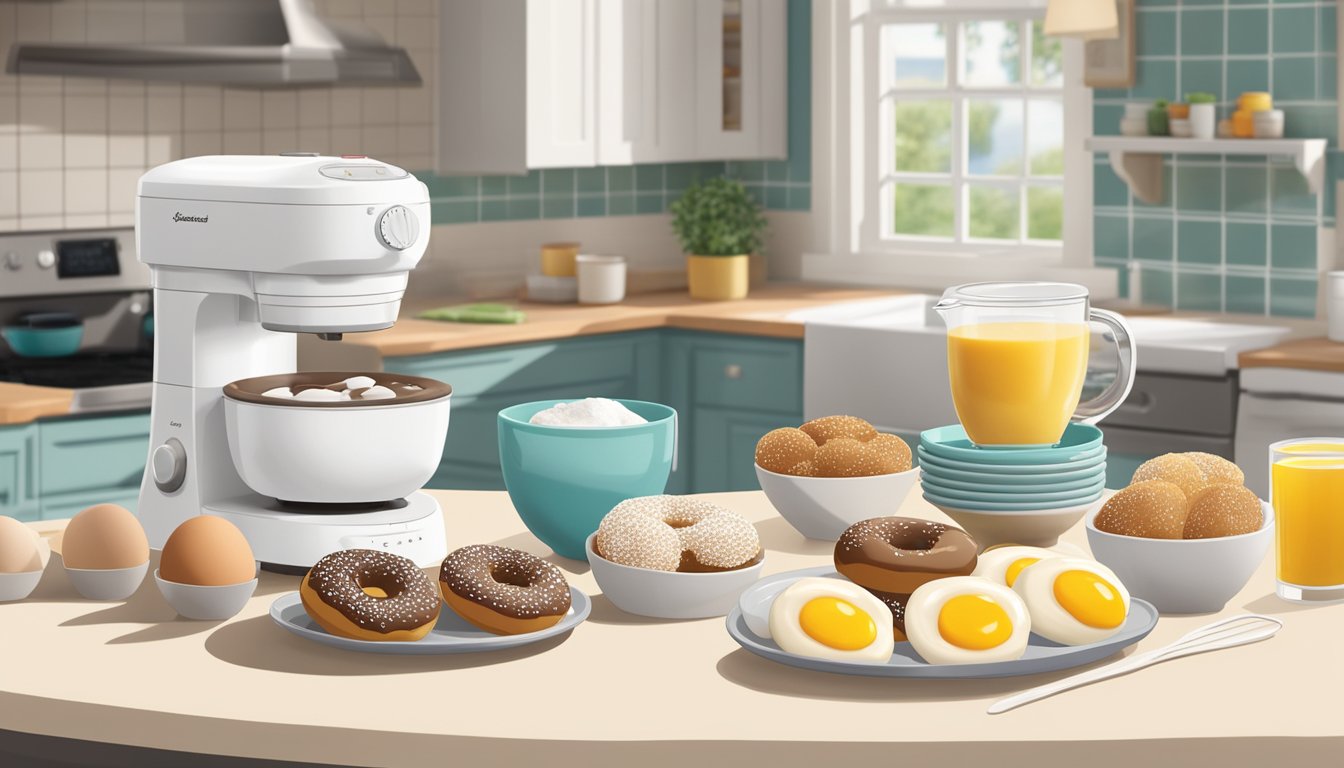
[1270,438,1344,603]
[934,282,1136,446]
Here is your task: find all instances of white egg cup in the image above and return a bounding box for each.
[154,569,259,621]
[65,561,149,601]
[585,533,765,619]
[0,570,43,602]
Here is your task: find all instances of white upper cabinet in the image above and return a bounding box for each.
[437,0,787,174]
[695,0,786,160]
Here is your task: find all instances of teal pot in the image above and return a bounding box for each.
[498,399,677,560]
[1,312,83,357]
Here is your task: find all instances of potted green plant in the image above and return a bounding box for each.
[669,178,767,301]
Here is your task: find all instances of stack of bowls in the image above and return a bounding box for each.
[918,423,1106,548]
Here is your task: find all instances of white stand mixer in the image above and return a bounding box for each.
[135,154,447,569]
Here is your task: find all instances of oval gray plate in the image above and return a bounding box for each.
[726,567,1158,679]
[269,587,590,655]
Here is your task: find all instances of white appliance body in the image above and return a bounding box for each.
[1236,368,1344,498]
[135,155,447,568]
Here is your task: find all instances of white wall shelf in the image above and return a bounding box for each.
[1084,136,1328,205]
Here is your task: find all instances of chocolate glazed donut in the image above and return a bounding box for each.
[439,545,572,636]
[834,517,978,594]
[300,549,442,642]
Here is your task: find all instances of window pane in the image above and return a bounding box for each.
[967,99,1024,176]
[962,21,1021,87]
[894,100,953,173]
[968,186,1020,240]
[893,184,955,237]
[1031,21,1063,87]
[1027,186,1063,240]
[888,24,947,88]
[1028,100,1064,176]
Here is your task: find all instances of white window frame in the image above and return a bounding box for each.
[876,14,1063,249]
[806,0,1105,290]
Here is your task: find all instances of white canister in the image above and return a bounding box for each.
[1329,271,1344,342]
[576,254,627,304]
[1189,103,1216,140]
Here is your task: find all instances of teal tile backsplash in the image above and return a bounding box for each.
[1094,0,1337,318]
[423,0,811,226]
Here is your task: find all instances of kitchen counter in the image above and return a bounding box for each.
[350,283,904,358]
[2,489,1338,767]
[0,382,74,426]
[1239,337,1344,373]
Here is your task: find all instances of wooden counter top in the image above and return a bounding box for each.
[348,284,905,358]
[2,490,1338,766]
[0,382,74,427]
[1239,337,1344,373]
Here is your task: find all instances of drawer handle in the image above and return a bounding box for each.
[724,364,742,380]
[1116,391,1155,415]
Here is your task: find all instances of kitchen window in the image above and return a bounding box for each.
[808,2,1097,287]
[880,18,1063,246]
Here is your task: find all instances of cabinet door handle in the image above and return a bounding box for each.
[724,364,742,380]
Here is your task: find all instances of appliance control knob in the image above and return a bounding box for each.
[36,250,55,269]
[151,438,187,493]
[3,252,18,271]
[377,205,418,251]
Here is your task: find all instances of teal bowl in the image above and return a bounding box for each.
[920,476,1106,504]
[922,488,1104,512]
[1,323,83,357]
[920,423,1103,465]
[498,399,677,561]
[918,466,1104,494]
[916,446,1106,476]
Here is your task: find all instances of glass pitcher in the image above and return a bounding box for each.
[933,282,1135,447]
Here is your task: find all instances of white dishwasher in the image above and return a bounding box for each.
[1236,367,1344,498]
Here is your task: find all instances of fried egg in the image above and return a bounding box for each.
[905,577,1031,665]
[1012,557,1130,645]
[971,546,1060,588]
[768,577,895,663]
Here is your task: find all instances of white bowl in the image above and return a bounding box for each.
[65,561,148,601]
[1170,119,1193,138]
[1119,117,1149,137]
[224,384,451,503]
[585,533,765,619]
[155,569,258,621]
[930,499,1097,549]
[1123,102,1152,119]
[0,570,43,601]
[1086,501,1274,614]
[755,464,921,541]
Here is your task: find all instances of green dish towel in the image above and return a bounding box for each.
[418,303,526,324]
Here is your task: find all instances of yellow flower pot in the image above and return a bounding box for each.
[686,254,750,301]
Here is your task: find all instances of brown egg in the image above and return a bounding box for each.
[159,515,256,586]
[0,516,43,574]
[61,504,149,570]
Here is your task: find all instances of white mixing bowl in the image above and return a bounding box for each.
[223,372,451,504]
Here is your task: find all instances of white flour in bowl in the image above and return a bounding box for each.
[529,397,647,427]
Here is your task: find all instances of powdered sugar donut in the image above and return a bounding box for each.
[594,495,761,572]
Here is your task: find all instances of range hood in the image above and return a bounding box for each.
[6,0,420,87]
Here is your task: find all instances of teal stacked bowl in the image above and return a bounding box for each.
[918,423,1108,547]
[498,400,677,561]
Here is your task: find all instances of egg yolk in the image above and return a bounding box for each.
[1004,557,1040,587]
[799,597,877,650]
[937,594,1013,650]
[1053,570,1126,629]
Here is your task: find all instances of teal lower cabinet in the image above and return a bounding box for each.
[0,424,40,521]
[386,329,803,495]
[385,331,663,491]
[37,411,151,519]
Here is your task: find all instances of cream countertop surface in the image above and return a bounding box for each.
[3,489,1340,767]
